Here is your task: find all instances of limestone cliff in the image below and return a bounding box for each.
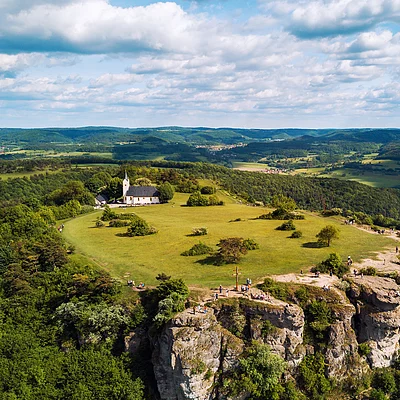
[348,276,400,368]
[126,276,400,400]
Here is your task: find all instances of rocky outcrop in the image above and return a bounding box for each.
[348,276,400,368]
[151,309,243,400]
[324,303,360,377]
[242,302,305,368]
[126,276,400,399]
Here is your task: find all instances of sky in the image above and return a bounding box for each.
[0,0,400,128]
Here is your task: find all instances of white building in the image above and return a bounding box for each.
[123,172,160,206]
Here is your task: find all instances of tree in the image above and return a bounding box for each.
[135,177,152,186]
[316,225,339,247]
[314,252,348,277]
[200,186,215,194]
[186,191,209,206]
[229,341,286,400]
[158,182,175,203]
[271,195,297,212]
[105,177,123,201]
[216,237,248,264]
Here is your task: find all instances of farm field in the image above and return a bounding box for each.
[0,169,62,180]
[62,192,396,288]
[319,168,400,188]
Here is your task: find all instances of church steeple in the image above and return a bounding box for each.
[123,170,130,198]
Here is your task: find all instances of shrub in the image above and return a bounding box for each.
[290,230,303,238]
[181,242,213,256]
[258,209,305,220]
[276,219,296,231]
[208,194,224,206]
[95,218,105,228]
[298,353,331,399]
[358,342,371,357]
[372,369,396,394]
[305,301,333,341]
[227,341,286,400]
[126,218,157,237]
[261,320,277,337]
[243,238,260,250]
[295,286,309,305]
[108,219,131,227]
[191,227,208,236]
[369,389,387,400]
[259,278,290,302]
[187,192,209,206]
[359,266,377,276]
[101,205,118,221]
[200,186,215,194]
[313,253,348,278]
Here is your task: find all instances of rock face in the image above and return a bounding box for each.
[151,309,243,400]
[324,303,360,377]
[242,302,305,368]
[126,276,400,399]
[348,276,400,368]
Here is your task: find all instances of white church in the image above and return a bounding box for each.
[122,172,160,206]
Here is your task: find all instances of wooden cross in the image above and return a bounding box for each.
[232,265,241,291]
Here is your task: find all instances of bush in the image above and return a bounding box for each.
[276,220,296,231]
[181,242,213,256]
[358,342,371,357]
[305,300,333,342]
[227,341,286,400]
[101,205,118,221]
[290,230,303,238]
[258,209,305,220]
[243,238,260,250]
[298,353,331,399]
[187,192,209,206]
[95,218,105,228]
[200,186,215,194]
[108,219,131,227]
[359,266,377,276]
[259,278,290,302]
[372,369,396,394]
[261,320,277,337]
[191,227,208,236]
[126,217,157,237]
[208,194,224,206]
[313,252,348,278]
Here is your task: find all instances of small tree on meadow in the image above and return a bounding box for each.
[187,192,209,206]
[316,225,339,247]
[216,237,248,265]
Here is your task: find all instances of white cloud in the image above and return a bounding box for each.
[287,0,400,38]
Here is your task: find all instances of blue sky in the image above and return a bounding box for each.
[0,0,399,128]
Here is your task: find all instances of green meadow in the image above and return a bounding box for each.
[319,168,400,188]
[63,192,396,288]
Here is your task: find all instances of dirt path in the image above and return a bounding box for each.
[352,225,400,273]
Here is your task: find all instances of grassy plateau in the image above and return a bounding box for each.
[63,191,396,288]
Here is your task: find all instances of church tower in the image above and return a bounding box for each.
[123,170,130,198]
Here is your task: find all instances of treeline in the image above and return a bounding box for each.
[186,163,400,220]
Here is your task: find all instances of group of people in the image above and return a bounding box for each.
[57,223,65,232]
[251,292,271,301]
[127,280,145,289]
